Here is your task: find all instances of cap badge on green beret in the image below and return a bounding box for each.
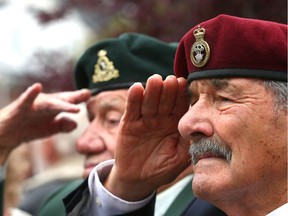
[190,26,210,67]
[93,49,119,83]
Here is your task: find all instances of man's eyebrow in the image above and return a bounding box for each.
[94,97,127,114]
[210,79,241,96]
[187,78,242,98]
[210,79,229,89]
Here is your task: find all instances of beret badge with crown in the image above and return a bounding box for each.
[93,49,119,83]
[190,26,210,68]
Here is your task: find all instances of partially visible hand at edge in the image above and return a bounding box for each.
[0,83,90,164]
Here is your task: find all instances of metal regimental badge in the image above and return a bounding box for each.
[93,50,119,83]
[190,26,210,67]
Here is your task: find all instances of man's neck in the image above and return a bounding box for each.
[157,166,193,193]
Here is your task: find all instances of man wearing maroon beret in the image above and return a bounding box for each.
[64,14,287,215]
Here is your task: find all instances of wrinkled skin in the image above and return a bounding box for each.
[103,75,287,215]
[105,75,191,201]
[178,78,287,216]
[76,90,128,178]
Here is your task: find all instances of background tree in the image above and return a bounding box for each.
[37,0,287,41]
[5,0,287,98]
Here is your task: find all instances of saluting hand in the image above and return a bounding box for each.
[105,74,190,201]
[0,83,90,164]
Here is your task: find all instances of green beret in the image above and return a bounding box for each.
[74,33,178,95]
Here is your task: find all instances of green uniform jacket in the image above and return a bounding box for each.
[39,179,82,216]
[39,177,225,216]
[0,178,4,216]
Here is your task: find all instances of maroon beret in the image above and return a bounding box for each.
[174,14,287,82]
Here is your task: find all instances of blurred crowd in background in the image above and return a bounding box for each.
[0,0,286,214]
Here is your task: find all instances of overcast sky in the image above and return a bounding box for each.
[0,0,93,74]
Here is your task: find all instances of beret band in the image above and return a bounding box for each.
[188,69,287,84]
[91,82,146,96]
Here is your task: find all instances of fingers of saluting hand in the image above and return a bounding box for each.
[158,75,178,115]
[141,74,187,117]
[142,74,163,117]
[174,77,189,117]
[17,83,90,114]
[35,89,91,114]
[125,82,145,121]
[18,83,43,108]
[49,89,91,104]
[124,74,188,120]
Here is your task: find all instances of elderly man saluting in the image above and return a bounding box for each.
[64,14,287,216]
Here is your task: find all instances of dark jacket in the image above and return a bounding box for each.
[62,178,227,216]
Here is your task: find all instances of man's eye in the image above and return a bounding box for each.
[104,117,121,129]
[88,115,95,122]
[104,110,123,129]
[218,96,235,106]
[220,97,231,102]
[108,119,120,125]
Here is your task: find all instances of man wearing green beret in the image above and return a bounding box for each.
[63,15,287,215]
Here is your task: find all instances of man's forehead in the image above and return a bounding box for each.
[188,78,260,92]
[90,89,128,100]
[87,89,128,108]
[189,79,229,89]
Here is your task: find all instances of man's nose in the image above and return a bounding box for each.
[178,100,214,140]
[75,123,106,154]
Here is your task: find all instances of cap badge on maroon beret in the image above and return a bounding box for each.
[93,49,119,83]
[190,26,210,67]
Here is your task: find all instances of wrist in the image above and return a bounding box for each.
[104,166,155,201]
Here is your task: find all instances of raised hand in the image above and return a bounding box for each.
[105,74,191,201]
[0,83,90,164]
